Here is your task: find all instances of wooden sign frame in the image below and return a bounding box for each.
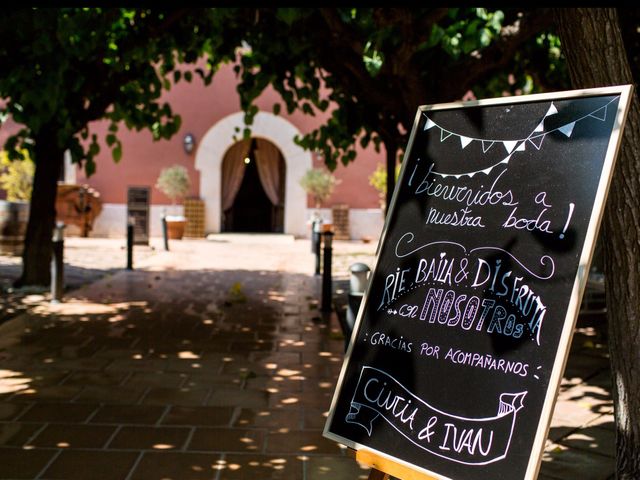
[324,85,633,480]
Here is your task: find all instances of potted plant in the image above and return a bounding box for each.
[300,167,340,233]
[368,162,400,217]
[0,150,33,255]
[155,164,191,239]
[300,167,340,209]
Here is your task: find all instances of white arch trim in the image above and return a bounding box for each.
[195,111,313,237]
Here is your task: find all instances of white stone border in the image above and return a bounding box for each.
[194,111,312,237]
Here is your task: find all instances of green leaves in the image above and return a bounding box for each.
[363,41,384,77]
[0,8,219,177]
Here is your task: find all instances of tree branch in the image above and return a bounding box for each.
[438,9,553,101]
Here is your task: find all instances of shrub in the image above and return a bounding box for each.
[0,150,34,201]
[300,168,340,208]
[156,164,191,204]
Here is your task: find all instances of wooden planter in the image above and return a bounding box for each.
[166,218,187,239]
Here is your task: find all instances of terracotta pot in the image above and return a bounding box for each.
[166,219,186,239]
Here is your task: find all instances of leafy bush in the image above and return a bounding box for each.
[156,165,191,204]
[0,150,34,201]
[299,168,340,208]
[368,162,400,209]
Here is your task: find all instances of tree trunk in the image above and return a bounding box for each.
[384,138,398,217]
[554,8,640,479]
[14,130,65,288]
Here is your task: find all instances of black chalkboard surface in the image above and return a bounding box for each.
[324,86,632,480]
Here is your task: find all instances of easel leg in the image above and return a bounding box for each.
[368,468,390,480]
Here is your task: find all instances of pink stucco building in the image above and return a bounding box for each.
[72,63,386,239]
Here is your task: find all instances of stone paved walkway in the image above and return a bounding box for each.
[0,237,614,479]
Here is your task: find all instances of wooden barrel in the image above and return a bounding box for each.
[0,200,29,256]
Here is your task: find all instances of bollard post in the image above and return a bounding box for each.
[321,230,334,313]
[161,214,169,251]
[50,222,66,304]
[126,216,134,270]
[313,219,322,275]
[345,262,371,350]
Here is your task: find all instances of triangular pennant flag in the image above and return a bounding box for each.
[460,136,473,149]
[528,134,546,150]
[559,122,575,137]
[503,140,517,154]
[482,141,495,153]
[468,172,476,178]
[424,118,436,130]
[454,175,461,179]
[440,130,453,142]
[482,167,493,175]
[516,142,526,152]
[534,121,545,133]
[589,106,607,121]
[545,103,558,117]
[500,154,513,165]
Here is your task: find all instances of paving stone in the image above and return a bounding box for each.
[129,451,221,480]
[207,386,270,409]
[62,371,128,386]
[0,238,616,479]
[18,403,98,423]
[0,422,43,446]
[539,442,614,480]
[305,455,371,480]
[90,405,166,425]
[586,413,615,429]
[188,427,265,453]
[302,409,331,429]
[0,447,57,479]
[42,450,139,480]
[162,406,236,427]
[214,454,303,479]
[265,429,344,455]
[558,426,616,457]
[74,385,146,404]
[125,371,187,388]
[30,423,115,448]
[142,386,210,406]
[0,402,29,421]
[108,425,191,450]
[12,384,82,402]
[234,408,302,429]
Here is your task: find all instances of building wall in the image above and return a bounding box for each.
[4,62,387,239]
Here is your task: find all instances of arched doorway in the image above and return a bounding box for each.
[221,138,286,233]
[195,111,312,236]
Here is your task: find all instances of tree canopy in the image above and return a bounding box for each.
[208,8,566,208]
[0,8,228,285]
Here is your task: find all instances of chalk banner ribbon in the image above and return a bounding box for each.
[346,366,526,465]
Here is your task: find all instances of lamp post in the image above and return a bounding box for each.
[345,262,371,349]
[312,217,322,275]
[126,215,134,270]
[321,230,334,313]
[51,222,66,303]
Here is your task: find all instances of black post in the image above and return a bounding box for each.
[313,221,322,276]
[50,222,65,303]
[161,215,169,251]
[126,216,134,270]
[321,231,334,313]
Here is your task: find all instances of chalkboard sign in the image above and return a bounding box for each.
[324,86,632,480]
[127,186,150,246]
